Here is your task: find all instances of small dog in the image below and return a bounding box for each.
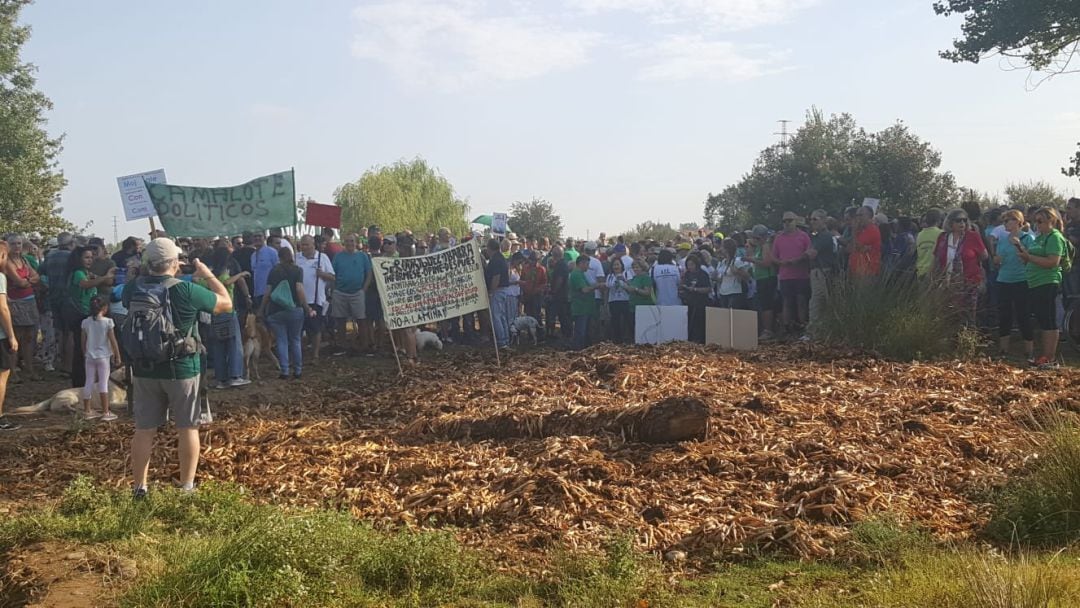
[13,369,128,414]
[415,330,443,352]
[509,315,540,345]
[243,314,276,380]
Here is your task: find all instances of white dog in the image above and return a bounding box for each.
[415,330,443,352]
[13,369,128,414]
[509,316,539,345]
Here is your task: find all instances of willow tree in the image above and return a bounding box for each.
[0,0,71,235]
[334,158,469,237]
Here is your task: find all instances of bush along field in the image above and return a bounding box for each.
[2,443,1080,608]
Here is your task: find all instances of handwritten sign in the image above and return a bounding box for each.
[145,170,296,237]
[117,169,167,221]
[492,212,508,237]
[372,240,489,330]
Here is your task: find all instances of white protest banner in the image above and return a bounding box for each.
[492,212,508,237]
[862,197,880,213]
[117,169,167,221]
[372,240,489,330]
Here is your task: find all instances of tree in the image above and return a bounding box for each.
[1003,180,1067,209]
[0,0,71,236]
[334,158,469,237]
[1064,143,1080,179]
[934,0,1080,78]
[677,221,700,233]
[620,221,678,243]
[508,198,563,240]
[704,109,958,228]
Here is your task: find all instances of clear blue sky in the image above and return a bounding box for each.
[22,0,1080,240]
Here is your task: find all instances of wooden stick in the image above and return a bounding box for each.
[488,306,502,367]
[388,326,403,376]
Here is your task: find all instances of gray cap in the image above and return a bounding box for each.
[751,225,769,239]
[144,238,182,264]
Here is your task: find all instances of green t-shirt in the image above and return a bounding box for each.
[24,254,39,272]
[915,227,943,277]
[569,269,596,317]
[1026,229,1066,288]
[122,277,219,380]
[629,274,653,307]
[564,249,580,263]
[750,245,776,280]
[69,269,96,315]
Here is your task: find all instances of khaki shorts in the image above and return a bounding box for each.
[132,376,200,430]
[331,290,366,320]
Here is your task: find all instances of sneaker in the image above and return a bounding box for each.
[798,334,811,343]
[211,382,229,390]
[278,373,289,380]
[0,417,21,431]
[101,413,118,422]
[43,363,55,372]
[228,378,251,388]
[132,487,148,501]
[83,411,102,420]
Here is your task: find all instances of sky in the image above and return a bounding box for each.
[21,0,1080,240]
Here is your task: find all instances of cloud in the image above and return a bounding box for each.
[352,0,601,90]
[636,35,792,81]
[569,0,820,30]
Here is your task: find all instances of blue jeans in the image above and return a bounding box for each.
[490,290,513,347]
[573,314,592,350]
[210,314,244,382]
[268,308,304,375]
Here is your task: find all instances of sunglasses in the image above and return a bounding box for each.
[953,218,969,223]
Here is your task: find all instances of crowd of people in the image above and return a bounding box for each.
[0,197,1076,494]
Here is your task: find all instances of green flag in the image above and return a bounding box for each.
[146,170,296,237]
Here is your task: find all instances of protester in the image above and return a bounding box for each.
[250,232,280,304]
[331,234,372,354]
[0,241,19,431]
[123,238,231,498]
[508,252,524,319]
[484,239,512,349]
[745,226,777,340]
[520,251,547,321]
[934,208,988,324]
[569,255,600,350]
[679,253,711,344]
[849,206,882,278]
[65,246,116,388]
[1018,207,1067,368]
[4,234,40,382]
[916,209,944,279]
[807,210,837,331]
[604,256,632,343]
[298,235,336,360]
[651,249,681,306]
[713,238,751,310]
[545,244,571,340]
[321,228,343,260]
[773,212,812,337]
[198,245,250,389]
[80,295,120,421]
[261,248,315,380]
[994,209,1034,360]
[44,232,73,373]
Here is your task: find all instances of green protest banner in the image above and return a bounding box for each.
[146,170,296,237]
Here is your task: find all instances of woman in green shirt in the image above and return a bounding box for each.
[626,259,654,341]
[64,246,115,388]
[1017,207,1067,368]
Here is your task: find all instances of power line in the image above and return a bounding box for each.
[774,119,791,150]
[112,215,119,245]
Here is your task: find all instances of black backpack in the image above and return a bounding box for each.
[120,277,197,369]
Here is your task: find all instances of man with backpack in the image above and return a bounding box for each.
[121,238,232,499]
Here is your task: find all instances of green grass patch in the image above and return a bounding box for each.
[986,424,1080,547]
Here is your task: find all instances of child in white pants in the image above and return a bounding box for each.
[81,296,120,421]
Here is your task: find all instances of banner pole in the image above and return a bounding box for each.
[488,307,502,367]
[148,216,157,239]
[388,327,404,376]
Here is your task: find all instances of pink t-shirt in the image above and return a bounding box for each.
[771,230,811,280]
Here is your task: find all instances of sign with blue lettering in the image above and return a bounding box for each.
[117,169,167,221]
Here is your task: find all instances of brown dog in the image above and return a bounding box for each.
[243,314,276,380]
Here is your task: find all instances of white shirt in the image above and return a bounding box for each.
[651,263,681,306]
[507,269,521,297]
[621,255,634,277]
[296,250,335,307]
[81,316,115,360]
[713,258,751,296]
[587,257,605,299]
[946,233,961,269]
[605,271,632,302]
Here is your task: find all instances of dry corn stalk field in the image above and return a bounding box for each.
[2,344,1078,567]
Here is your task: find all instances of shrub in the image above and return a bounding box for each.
[814,273,964,360]
[986,424,1080,546]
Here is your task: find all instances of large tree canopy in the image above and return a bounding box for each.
[1003,180,1067,209]
[508,198,563,240]
[934,0,1080,75]
[334,158,469,237]
[704,109,958,229]
[0,0,71,236]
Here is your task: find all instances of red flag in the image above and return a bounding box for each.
[305,202,341,228]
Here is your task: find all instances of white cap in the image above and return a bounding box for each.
[144,237,182,264]
[584,240,598,251]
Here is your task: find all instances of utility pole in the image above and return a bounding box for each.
[774,119,791,150]
[112,216,119,245]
